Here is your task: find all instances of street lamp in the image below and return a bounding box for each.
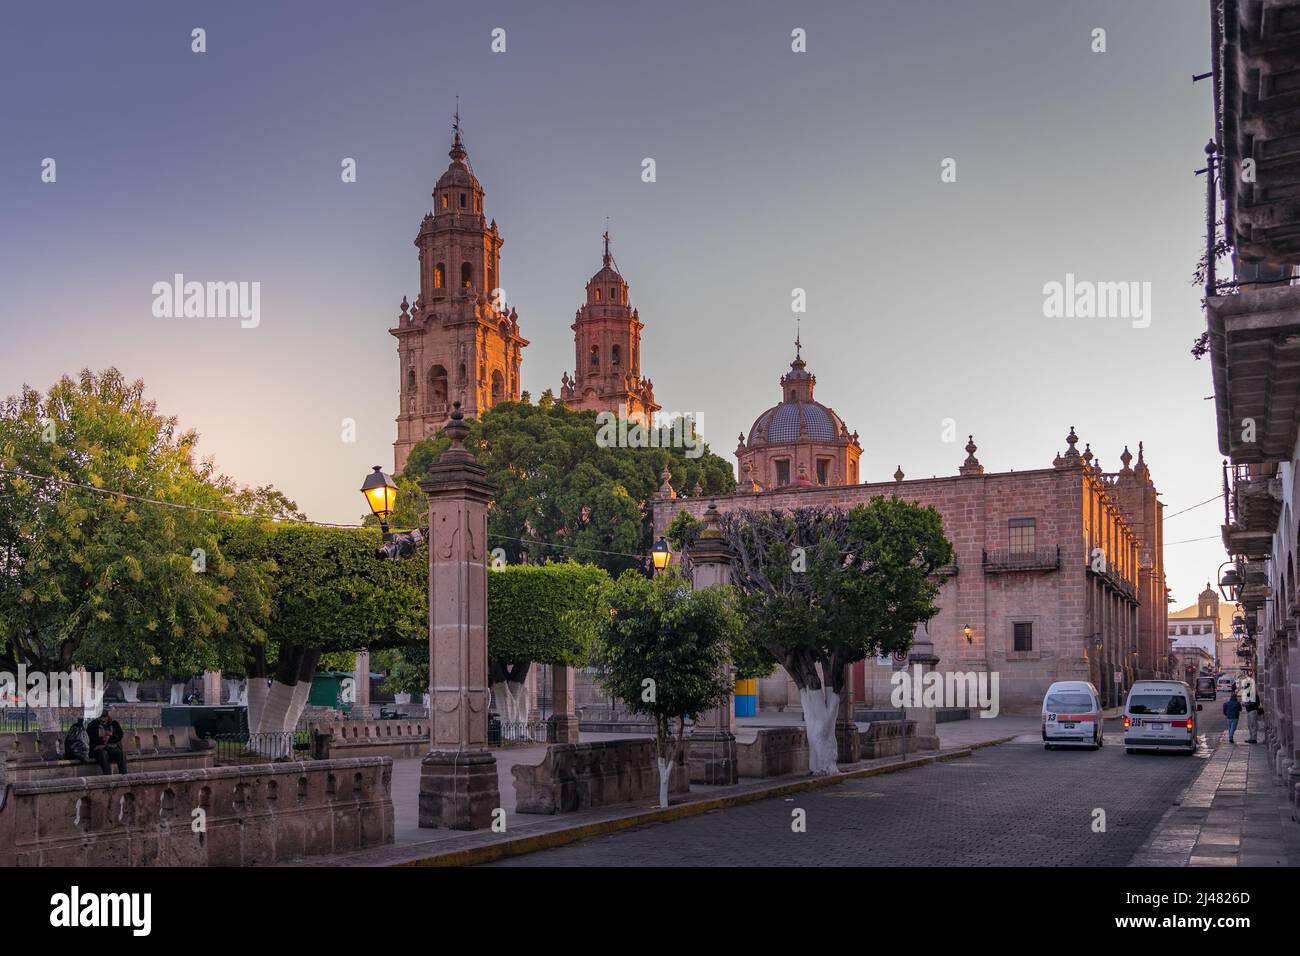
[360,465,423,561]
[1217,561,1241,603]
[651,537,671,573]
[361,466,398,532]
[963,625,973,644]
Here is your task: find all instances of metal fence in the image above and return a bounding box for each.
[212,731,307,764]
[0,709,157,734]
[487,717,550,747]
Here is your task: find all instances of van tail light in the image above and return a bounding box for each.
[1123,715,1131,729]
[1184,719,1193,730]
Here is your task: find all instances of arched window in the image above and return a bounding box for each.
[429,366,448,407]
[589,345,600,368]
[407,369,416,390]
[611,345,621,367]
[434,263,445,290]
[460,193,467,208]
[440,194,448,210]
[594,288,601,302]
[491,370,504,402]
[611,287,617,301]
[458,363,467,384]
[461,262,473,288]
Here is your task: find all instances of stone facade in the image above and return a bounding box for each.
[654,427,1166,715]
[559,233,659,423]
[392,122,527,474]
[735,343,862,490]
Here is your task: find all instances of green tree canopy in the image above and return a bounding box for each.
[0,369,271,681]
[395,398,736,575]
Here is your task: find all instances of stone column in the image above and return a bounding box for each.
[905,621,941,751]
[353,648,371,710]
[686,501,739,785]
[548,664,580,744]
[202,670,222,706]
[417,403,502,830]
[835,661,861,764]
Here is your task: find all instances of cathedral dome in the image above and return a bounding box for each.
[748,400,844,445]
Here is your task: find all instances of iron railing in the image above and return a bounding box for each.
[982,546,1061,573]
[0,709,156,734]
[212,731,306,763]
[487,717,550,747]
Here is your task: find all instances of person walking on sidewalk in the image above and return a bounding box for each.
[1223,691,1242,744]
[1244,693,1262,744]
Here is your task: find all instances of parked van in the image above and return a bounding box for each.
[1195,676,1217,701]
[1216,675,1236,693]
[1123,680,1200,755]
[1041,680,1104,750]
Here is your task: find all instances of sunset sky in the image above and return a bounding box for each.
[1,0,1224,606]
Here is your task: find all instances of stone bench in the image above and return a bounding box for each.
[1,728,215,783]
[512,739,689,814]
[307,720,430,760]
[0,756,393,866]
[736,727,809,778]
[859,720,935,758]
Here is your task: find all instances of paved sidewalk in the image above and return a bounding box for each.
[1129,732,1300,867]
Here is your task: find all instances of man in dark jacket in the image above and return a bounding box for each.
[88,708,128,774]
[1223,692,1242,744]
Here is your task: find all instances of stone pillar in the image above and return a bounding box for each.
[835,662,861,764]
[417,403,502,830]
[686,501,739,785]
[904,621,941,751]
[353,648,371,710]
[547,664,580,744]
[202,670,222,706]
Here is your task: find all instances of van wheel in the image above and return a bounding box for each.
[1043,744,1052,751]
[1125,747,1134,755]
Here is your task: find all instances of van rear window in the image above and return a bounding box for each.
[1128,694,1188,716]
[1045,692,1093,710]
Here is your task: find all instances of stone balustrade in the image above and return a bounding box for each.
[512,739,689,814]
[0,756,394,866]
[308,720,430,760]
[2,728,215,784]
[736,727,809,778]
[859,719,932,758]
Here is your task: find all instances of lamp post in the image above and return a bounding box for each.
[1217,561,1241,603]
[962,624,973,645]
[651,536,671,574]
[361,465,423,560]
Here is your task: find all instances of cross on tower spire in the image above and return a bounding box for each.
[795,314,802,360]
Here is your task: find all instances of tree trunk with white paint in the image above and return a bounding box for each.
[35,706,61,732]
[799,684,841,775]
[244,644,319,758]
[169,682,187,705]
[119,680,140,703]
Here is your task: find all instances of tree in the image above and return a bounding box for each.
[486,562,610,723]
[0,369,272,726]
[220,520,426,737]
[721,498,954,774]
[398,398,735,575]
[589,569,742,807]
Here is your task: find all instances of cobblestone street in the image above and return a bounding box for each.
[491,711,1246,867]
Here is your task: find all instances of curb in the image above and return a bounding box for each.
[392,735,1020,867]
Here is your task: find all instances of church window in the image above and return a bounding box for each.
[461,262,473,287]
[407,369,416,390]
[1012,622,1033,653]
[458,363,467,384]
[816,459,829,486]
[429,366,448,406]
[611,345,621,367]
[1008,517,1036,553]
[611,288,617,301]
[434,263,445,289]
[775,460,790,487]
[460,193,467,208]
[491,370,504,402]
[590,345,600,368]
[594,288,601,302]
[850,460,858,484]
[441,194,448,209]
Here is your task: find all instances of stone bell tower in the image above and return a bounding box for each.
[391,113,528,474]
[559,232,659,425]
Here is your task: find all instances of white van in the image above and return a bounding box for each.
[1123,680,1200,755]
[1041,680,1104,750]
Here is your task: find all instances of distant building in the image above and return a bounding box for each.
[655,421,1167,715]
[1168,584,1239,676]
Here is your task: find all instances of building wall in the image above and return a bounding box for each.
[654,461,1155,715]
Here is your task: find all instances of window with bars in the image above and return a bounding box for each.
[1008,517,1036,553]
[1013,622,1033,652]
[775,460,790,487]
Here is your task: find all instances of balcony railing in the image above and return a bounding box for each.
[982,546,1060,574]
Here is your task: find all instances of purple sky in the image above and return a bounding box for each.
[0,0,1223,607]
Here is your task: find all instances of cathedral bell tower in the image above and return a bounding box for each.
[391,114,528,474]
[559,232,659,424]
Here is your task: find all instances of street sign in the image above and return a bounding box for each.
[1113,670,1122,684]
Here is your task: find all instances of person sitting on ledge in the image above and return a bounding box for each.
[62,717,90,765]
[88,708,128,775]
